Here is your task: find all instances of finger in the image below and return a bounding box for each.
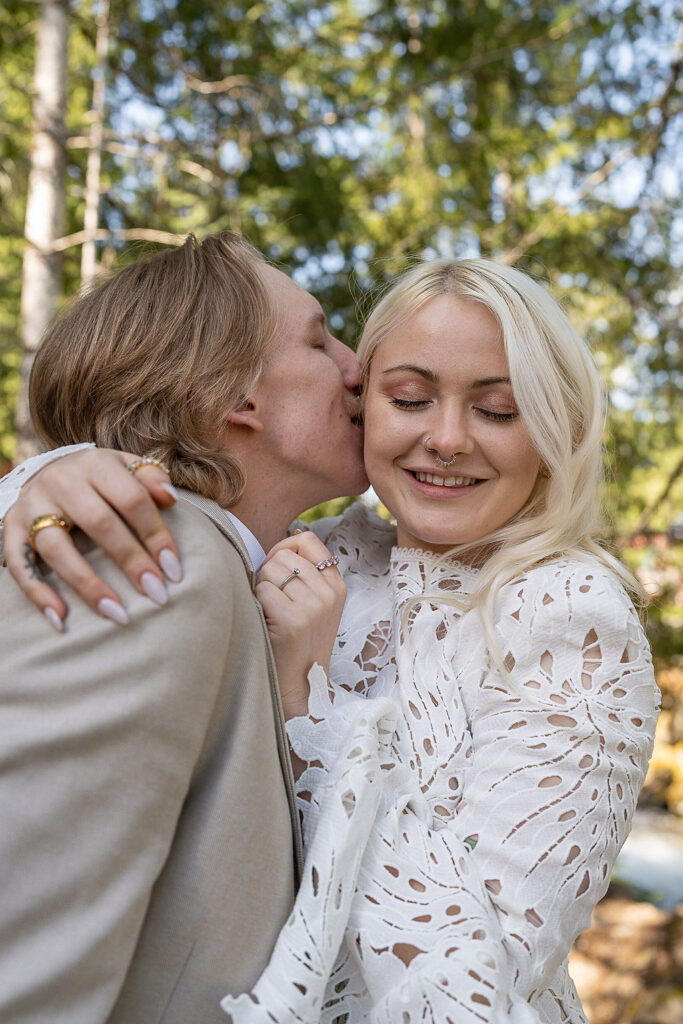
[266,531,336,567]
[255,579,323,631]
[258,552,345,604]
[3,525,69,631]
[28,528,130,625]
[75,452,182,575]
[35,488,172,609]
[120,451,179,507]
[258,560,308,600]
[41,461,182,585]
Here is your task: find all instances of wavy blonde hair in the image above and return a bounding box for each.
[30,231,273,507]
[358,258,643,671]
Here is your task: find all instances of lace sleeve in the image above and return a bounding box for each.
[325,565,659,1022]
[0,444,94,563]
[447,563,659,997]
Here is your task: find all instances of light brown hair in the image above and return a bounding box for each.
[30,231,273,506]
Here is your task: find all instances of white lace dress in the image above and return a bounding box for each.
[220,503,659,1024]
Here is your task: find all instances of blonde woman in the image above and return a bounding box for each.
[0,259,658,1022]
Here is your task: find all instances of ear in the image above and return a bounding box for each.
[226,400,264,433]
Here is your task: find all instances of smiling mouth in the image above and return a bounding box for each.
[411,471,479,488]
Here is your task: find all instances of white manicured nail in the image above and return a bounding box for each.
[141,572,168,606]
[97,598,129,625]
[159,548,182,583]
[160,482,179,501]
[43,607,63,633]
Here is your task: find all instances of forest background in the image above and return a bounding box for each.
[1,1,682,1019]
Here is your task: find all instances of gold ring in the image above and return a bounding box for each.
[278,568,301,591]
[28,514,72,552]
[127,457,170,476]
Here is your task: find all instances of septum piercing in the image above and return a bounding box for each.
[423,435,458,468]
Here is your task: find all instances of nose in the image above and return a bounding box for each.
[330,335,361,395]
[424,402,474,459]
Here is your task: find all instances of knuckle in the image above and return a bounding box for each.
[85,505,118,534]
[122,554,156,581]
[120,484,151,516]
[76,573,111,605]
[31,529,67,558]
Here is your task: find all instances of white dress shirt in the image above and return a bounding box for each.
[223,510,266,571]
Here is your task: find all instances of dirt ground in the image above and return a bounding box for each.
[569,887,683,1024]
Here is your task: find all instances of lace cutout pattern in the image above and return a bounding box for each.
[227,504,658,1022]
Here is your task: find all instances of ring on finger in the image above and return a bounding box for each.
[127,456,170,476]
[28,513,73,552]
[315,555,340,571]
[279,567,301,591]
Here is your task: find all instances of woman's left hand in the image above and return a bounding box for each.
[256,531,346,720]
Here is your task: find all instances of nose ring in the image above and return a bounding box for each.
[423,435,458,468]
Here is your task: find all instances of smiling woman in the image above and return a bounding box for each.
[362,295,541,557]
[220,257,659,1024]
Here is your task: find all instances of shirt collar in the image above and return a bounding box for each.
[223,510,266,570]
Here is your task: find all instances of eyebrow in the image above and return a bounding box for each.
[382,364,438,382]
[381,364,511,388]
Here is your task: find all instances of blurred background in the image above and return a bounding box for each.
[1,1,681,1018]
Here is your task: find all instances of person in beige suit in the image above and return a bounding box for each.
[0,232,367,1022]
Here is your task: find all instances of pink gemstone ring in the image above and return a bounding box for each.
[314,556,341,571]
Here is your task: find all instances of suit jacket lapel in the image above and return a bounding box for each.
[176,489,304,880]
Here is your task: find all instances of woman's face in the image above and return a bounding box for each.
[362,294,542,559]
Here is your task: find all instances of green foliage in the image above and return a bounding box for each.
[1,0,681,546]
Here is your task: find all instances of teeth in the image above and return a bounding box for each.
[414,472,476,487]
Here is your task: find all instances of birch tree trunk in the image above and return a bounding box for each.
[81,0,109,286]
[15,0,69,462]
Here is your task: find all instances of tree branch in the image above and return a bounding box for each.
[48,227,186,253]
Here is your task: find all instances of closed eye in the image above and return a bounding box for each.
[476,408,517,422]
[390,398,430,409]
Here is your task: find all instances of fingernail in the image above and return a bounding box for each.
[159,548,183,583]
[141,571,168,606]
[43,607,63,633]
[160,482,179,501]
[97,597,129,625]
[294,529,303,535]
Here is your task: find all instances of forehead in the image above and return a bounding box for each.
[372,295,505,369]
[258,264,324,335]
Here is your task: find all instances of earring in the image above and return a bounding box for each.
[423,435,458,468]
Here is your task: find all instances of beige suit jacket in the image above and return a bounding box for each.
[0,492,303,1023]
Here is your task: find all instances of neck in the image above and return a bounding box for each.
[226,490,305,554]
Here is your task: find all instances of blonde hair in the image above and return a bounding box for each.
[358,258,644,671]
[30,231,273,507]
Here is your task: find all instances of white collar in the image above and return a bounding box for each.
[223,510,266,570]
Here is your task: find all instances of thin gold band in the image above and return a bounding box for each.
[127,457,170,476]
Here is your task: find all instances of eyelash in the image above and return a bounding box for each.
[390,398,517,422]
[477,409,517,422]
[390,398,428,409]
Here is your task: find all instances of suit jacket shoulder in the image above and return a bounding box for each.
[0,491,300,1024]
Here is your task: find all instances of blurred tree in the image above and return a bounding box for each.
[15,0,69,461]
[1,0,681,536]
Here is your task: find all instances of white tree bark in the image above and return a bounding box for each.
[81,0,109,285]
[16,0,69,462]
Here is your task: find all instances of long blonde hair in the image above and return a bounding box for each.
[358,258,643,671]
[30,231,273,507]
